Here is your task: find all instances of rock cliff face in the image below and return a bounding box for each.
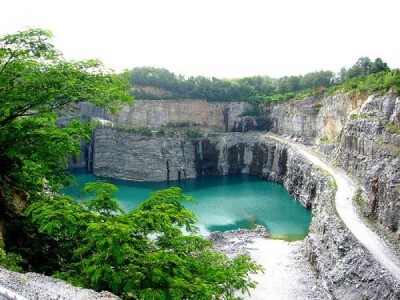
[91,131,287,182]
[335,91,400,234]
[262,90,399,235]
[61,100,251,132]
[108,100,250,132]
[269,92,366,144]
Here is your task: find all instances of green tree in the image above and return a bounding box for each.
[370,57,390,74]
[277,76,301,94]
[345,57,373,80]
[301,70,334,89]
[337,57,390,84]
[27,186,262,299]
[0,28,132,253]
[82,181,124,216]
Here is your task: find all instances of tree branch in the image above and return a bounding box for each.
[0,46,22,78]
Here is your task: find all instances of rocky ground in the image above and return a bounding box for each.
[0,269,120,300]
[210,226,328,300]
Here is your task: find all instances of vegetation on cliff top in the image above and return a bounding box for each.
[0,28,261,299]
[128,56,397,104]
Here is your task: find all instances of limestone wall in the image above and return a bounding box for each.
[269,92,367,144]
[335,91,400,233]
[91,131,287,182]
[107,100,251,132]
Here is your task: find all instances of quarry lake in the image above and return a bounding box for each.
[64,171,312,240]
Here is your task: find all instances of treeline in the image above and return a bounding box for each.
[128,57,395,103]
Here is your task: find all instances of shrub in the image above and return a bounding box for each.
[184,129,203,138]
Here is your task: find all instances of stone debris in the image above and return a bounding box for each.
[0,268,120,300]
[209,225,270,258]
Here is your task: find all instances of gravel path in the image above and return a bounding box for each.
[269,134,400,281]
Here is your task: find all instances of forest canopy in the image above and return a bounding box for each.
[128,57,395,103]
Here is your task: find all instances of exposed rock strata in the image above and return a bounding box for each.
[269,92,367,144]
[262,90,399,235]
[108,100,250,132]
[335,91,400,234]
[91,131,287,182]
[60,100,251,132]
[69,91,400,236]
[232,115,272,132]
[283,148,400,299]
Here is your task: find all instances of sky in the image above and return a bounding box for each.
[1,0,399,79]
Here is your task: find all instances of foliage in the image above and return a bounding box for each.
[319,136,330,143]
[166,121,192,128]
[385,123,400,133]
[0,248,25,272]
[0,28,262,299]
[95,122,154,137]
[26,185,262,299]
[128,57,398,105]
[82,181,124,216]
[2,117,91,193]
[184,129,203,139]
[238,105,262,117]
[353,189,365,211]
[0,28,132,195]
[127,67,336,103]
[332,69,400,95]
[155,128,166,137]
[339,57,390,82]
[0,28,132,273]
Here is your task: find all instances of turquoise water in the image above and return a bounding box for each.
[63,171,312,240]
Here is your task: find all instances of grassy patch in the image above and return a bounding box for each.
[184,129,203,138]
[385,123,400,133]
[238,106,262,117]
[349,113,379,120]
[319,136,330,143]
[207,132,221,137]
[155,128,166,137]
[352,189,365,211]
[164,121,201,128]
[318,167,337,190]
